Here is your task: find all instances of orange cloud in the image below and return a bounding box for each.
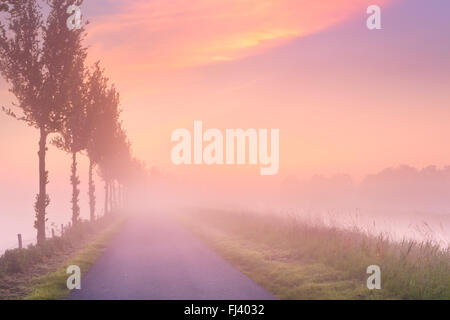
[87,0,391,70]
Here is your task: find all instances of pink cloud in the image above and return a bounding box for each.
[86,0,392,70]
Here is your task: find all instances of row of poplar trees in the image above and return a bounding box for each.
[0,0,146,245]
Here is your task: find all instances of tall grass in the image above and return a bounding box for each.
[194,209,450,299]
[0,215,118,278]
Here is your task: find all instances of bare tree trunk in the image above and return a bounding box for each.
[71,152,80,226]
[104,179,109,215]
[35,127,49,245]
[88,159,96,221]
[109,180,114,213]
[118,184,122,209]
[122,185,126,209]
[121,185,124,209]
[113,181,118,210]
[122,184,124,209]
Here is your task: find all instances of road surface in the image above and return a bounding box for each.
[69,214,275,300]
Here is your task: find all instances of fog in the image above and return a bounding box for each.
[2,163,450,254]
[140,164,450,246]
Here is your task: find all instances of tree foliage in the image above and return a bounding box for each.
[0,0,149,243]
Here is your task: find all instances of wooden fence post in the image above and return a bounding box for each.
[17,234,22,249]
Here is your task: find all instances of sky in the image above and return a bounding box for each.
[79,0,450,181]
[0,0,450,248]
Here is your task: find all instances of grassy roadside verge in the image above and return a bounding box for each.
[24,217,126,300]
[180,210,450,300]
[0,215,126,300]
[24,218,125,300]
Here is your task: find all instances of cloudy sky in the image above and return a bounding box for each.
[0,0,449,247]
[76,0,450,180]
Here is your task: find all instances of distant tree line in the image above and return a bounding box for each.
[0,0,148,245]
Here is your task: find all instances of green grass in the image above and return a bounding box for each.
[182,210,450,300]
[0,215,126,300]
[24,218,125,300]
[0,217,118,277]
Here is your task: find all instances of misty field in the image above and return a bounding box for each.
[183,209,450,300]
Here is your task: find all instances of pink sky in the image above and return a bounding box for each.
[1,0,450,247]
[2,0,450,184]
[86,0,391,70]
[77,0,448,181]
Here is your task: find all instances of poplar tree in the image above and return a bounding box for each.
[50,0,88,226]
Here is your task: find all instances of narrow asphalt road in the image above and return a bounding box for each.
[69,214,275,300]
